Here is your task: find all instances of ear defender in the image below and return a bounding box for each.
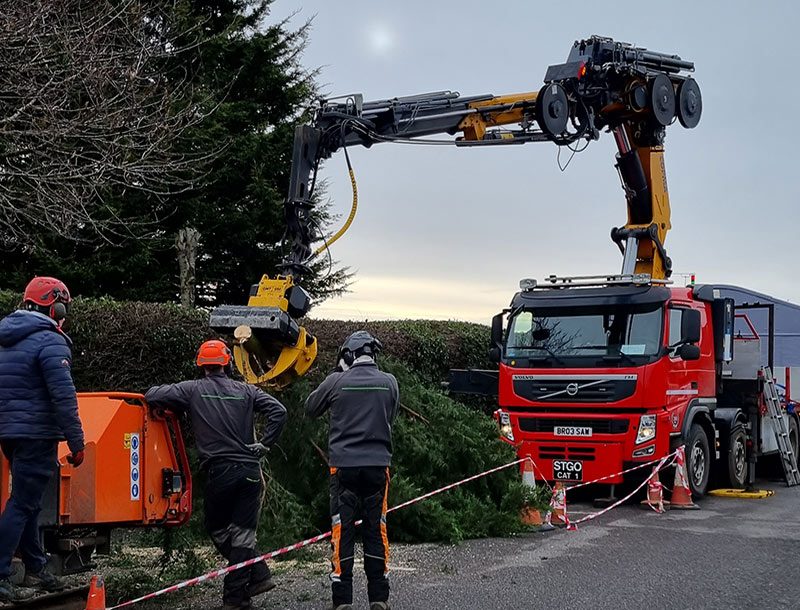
[51,302,67,321]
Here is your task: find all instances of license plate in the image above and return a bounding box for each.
[553,460,583,481]
[553,426,592,437]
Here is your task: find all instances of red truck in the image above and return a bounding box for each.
[462,277,800,497]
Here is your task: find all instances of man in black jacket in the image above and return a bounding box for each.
[306,331,399,610]
[145,340,287,610]
[0,277,85,602]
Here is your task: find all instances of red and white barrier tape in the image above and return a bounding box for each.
[565,452,678,529]
[565,450,678,491]
[108,457,529,609]
[109,448,685,608]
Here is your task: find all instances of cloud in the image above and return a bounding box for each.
[311,275,510,324]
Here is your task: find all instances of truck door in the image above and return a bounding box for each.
[665,302,714,431]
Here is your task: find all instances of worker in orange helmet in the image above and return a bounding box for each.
[145,339,287,610]
[0,277,85,602]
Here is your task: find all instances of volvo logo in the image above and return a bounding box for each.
[566,383,579,396]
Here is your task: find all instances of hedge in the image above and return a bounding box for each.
[0,292,524,550]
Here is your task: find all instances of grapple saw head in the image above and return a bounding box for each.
[209,275,317,389]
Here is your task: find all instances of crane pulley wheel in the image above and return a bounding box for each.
[536,82,569,139]
[677,78,702,129]
[649,74,676,127]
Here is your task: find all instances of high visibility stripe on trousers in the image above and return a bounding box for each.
[330,467,343,581]
[381,467,389,575]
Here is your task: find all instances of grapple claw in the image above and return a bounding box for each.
[208,274,317,389]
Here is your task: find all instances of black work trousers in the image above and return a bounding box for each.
[0,440,58,578]
[204,460,270,606]
[329,466,390,606]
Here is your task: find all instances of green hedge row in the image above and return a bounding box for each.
[0,292,523,549]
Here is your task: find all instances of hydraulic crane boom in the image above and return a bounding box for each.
[209,35,703,388]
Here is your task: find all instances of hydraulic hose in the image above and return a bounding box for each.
[313,150,358,256]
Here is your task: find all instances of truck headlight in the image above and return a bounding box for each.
[499,411,515,442]
[636,414,656,445]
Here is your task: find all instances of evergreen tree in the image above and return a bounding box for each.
[0,0,348,307]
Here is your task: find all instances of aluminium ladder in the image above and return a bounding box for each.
[762,367,800,486]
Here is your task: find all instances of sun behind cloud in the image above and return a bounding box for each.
[367,22,394,54]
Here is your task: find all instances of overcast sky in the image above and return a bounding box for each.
[268,0,800,324]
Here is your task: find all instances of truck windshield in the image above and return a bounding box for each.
[505,303,663,361]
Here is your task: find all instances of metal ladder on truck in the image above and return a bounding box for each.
[762,367,800,486]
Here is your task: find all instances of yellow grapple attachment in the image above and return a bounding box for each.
[208,275,317,389]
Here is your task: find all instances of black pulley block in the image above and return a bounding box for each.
[649,74,676,126]
[536,83,569,139]
[677,78,702,128]
[628,85,648,112]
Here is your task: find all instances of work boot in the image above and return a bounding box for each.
[22,567,66,592]
[0,577,35,602]
[247,576,276,597]
[369,603,390,610]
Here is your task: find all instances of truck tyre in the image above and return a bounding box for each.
[724,426,747,489]
[686,423,711,497]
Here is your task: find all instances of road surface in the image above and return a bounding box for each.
[133,482,800,610]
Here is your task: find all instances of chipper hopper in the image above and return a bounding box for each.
[0,393,191,576]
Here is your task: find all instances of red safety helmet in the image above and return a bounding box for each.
[196,340,232,367]
[24,276,71,322]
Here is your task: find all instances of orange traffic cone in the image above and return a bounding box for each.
[85,574,106,610]
[520,457,536,488]
[641,467,668,513]
[670,446,700,510]
[519,459,543,525]
[545,482,569,527]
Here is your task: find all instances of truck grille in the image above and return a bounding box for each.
[518,417,628,434]
[511,374,637,403]
[537,446,596,462]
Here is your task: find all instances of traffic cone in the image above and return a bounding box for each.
[545,482,569,527]
[641,467,668,513]
[85,574,106,610]
[519,459,543,525]
[520,457,536,488]
[670,446,700,510]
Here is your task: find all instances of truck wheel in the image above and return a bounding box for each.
[686,423,710,497]
[724,426,747,489]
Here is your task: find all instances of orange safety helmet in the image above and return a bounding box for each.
[196,339,232,367]
[24,276,71,322]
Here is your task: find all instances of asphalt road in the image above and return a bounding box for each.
[139,480,800,610]
[383,486,800,610]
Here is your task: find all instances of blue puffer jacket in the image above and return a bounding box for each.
[0,310,84,451]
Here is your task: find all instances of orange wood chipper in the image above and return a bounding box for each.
[0,393,191,575]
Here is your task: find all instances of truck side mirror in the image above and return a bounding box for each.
[678,343,701,361]
[489,312,504,363]
[681,309,701,344]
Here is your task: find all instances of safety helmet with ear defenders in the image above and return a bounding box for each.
[338,330,382,367]
[23,277,71,322]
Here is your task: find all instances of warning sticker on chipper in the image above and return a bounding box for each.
[130,432,140,501]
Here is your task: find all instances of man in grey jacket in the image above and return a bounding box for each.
[305,331,399,610]
[145,340,287,610]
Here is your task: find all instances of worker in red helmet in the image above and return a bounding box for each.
[145,339,287,610]
[0,277,85,602]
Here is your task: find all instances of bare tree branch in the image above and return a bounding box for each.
[0,0,216,248]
